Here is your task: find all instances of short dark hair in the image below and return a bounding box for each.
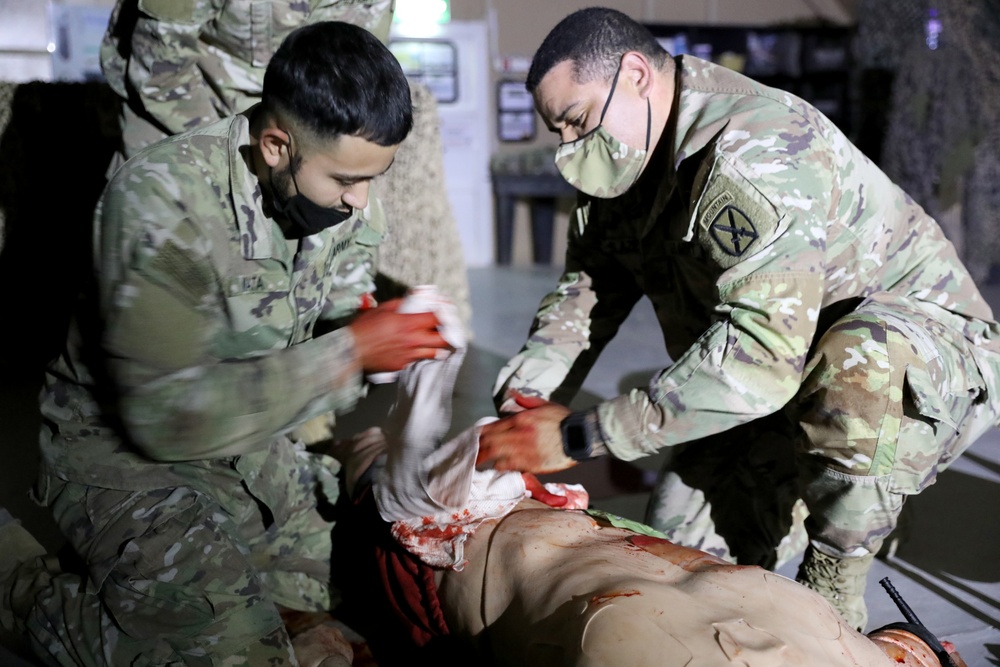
[526,7,668,93]
[262,21,412,146]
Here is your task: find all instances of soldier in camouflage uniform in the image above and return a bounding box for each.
[0,22,449,665]
[478,8,1000,632]
[101,0,395,167]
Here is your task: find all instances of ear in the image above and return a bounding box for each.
[259,126,290,168]
[620,50,654,99]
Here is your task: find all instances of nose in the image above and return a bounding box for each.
[341,181,370,211]
[559,127,579,144]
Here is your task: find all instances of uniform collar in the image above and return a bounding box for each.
[229,110,286,261]
[647,55,752,238]
[668,54,767,164]
[625,58,686,236]
[669,55,735,175]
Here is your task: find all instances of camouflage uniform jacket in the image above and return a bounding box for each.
[494,55,1000,462]
[100,0,394,152]
[39,111,385,493]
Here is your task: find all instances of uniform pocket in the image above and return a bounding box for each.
[84,487,200,589]
[221,268,294,350]
[905,363,959,431]
[888,364,957,495]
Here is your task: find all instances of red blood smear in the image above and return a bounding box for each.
[590,590,641,606]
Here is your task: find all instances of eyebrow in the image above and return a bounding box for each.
[544,101,581,133]
[332,157,397,183]
[551,101,580,125]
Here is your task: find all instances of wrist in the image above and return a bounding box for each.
[559,409,606,461]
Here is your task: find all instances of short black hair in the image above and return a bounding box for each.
[526,7,668,92]
[262,21,412,146]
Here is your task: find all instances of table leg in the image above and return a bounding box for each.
[530,197,557,264]
[494,194,515,265]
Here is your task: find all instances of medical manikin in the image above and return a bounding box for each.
[327,287,966,667]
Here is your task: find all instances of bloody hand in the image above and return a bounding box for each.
[521,473,568,508]
[477,400,575,474]
[348,298,451,373]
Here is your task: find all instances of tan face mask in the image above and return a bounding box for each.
[554,64,651,199]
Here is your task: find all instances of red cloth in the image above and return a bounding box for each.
[374,508,450,645]
[331,486,471,665]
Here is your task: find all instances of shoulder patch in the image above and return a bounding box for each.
[708,199,758,257]
[694,158,779,269]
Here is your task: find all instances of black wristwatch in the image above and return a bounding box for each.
[559,409,602,461]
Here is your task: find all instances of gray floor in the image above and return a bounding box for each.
[2,264,999,665]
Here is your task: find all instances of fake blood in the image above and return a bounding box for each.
[394,511,476,544]
[590,590,641,606]
[396,522,465,542]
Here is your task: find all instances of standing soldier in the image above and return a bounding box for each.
[477,7,1000,632]
[101,0,395,167]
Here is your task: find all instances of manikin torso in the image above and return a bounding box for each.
[437,500,896,667]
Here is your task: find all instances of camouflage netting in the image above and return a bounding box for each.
[965,130,1000,281]
[859,0,1000,283]
[373,82,472,330]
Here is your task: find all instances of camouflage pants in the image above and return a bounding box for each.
[21,441,341,666]
[647,293,1000,567]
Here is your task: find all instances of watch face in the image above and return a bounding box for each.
[561,414,592,460]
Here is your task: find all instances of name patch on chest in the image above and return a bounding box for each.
[331,238,353,258]
[227,270,289,296]
[240,274,266,292]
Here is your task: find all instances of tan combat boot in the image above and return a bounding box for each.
[796,545,874,632]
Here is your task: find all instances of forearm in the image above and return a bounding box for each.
[493,268,638,409]
[596,272,822,460]
[125,15,224,134]
[114,328,364,461]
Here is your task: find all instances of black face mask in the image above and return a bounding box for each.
[271,183,354,237]
[270,134,354,237]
